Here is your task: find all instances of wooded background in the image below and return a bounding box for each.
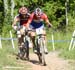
[0,0,75,36]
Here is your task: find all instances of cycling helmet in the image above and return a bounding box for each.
[34,8,42,16]
[19,6,28,15]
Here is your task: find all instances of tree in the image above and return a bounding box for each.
[0,0,4,34]
[0,0,75,36]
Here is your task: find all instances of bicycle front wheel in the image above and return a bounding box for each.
[40,38,46,66]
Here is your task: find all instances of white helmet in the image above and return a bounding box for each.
[34,8,42,16]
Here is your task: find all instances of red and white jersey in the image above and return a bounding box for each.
[29,12,48,23]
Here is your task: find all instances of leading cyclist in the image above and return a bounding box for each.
[12,6,31,59]
[29,8,52,54]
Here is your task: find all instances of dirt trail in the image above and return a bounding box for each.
[28,51,75,70]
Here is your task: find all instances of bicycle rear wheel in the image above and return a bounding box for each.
[24,40,29,60]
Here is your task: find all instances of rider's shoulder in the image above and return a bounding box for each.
[31,12,34,15]
[42,13,48,18]
[27,13,31,16]
[30,12,34,17]
[42,13,47,16]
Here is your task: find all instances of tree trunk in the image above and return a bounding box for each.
[3,0,8,17]
[11,0,15,20]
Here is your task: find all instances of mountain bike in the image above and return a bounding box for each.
[35,28,46,66]
[22,30,30,60]
[16,26,30,60]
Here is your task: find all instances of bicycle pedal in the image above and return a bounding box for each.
[40,63,47,66]
[45,52,48,54]
[25,57,30,61]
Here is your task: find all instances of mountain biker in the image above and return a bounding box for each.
[12,6,31,59]
[29,8,52,54]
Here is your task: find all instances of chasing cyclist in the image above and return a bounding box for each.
[29,8,52,54]
[12,6,31,60]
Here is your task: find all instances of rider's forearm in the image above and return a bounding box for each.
[12,18,19,28]
[12,22,16,28]
[12,21,17,30]
[26,20,32,28]
[46,19,52,26]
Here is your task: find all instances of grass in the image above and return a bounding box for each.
[0,40,32,70]
[59,48,75,59]
[47,29,75,59]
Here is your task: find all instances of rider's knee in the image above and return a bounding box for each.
[31,31,35,36]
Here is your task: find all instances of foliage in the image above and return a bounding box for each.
[0,0,4,34]
[0,0,75,36]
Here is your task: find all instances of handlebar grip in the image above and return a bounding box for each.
[48,24,51,28]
